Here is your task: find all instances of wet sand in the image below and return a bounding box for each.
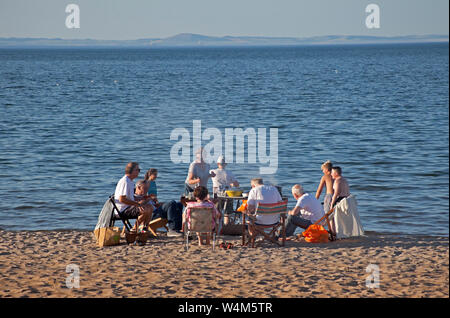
[0,230,448,298]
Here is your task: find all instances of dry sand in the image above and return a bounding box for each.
[0,230,448,298]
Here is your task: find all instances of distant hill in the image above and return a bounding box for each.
[0,33,448,48]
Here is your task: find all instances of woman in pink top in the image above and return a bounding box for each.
[184,186,222,246]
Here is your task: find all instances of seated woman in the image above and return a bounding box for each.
[144,168,159,201]
[315,160,334,214]
[184,186,222,246]
[144,168,184,237]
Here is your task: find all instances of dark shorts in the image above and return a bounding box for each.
[120,205,140,219]
[333,196,348,207]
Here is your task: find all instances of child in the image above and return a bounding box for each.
[315,160,334,213]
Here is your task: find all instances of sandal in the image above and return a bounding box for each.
[219,242,227,250]
[139,227,149,233]
[226,243,234,249]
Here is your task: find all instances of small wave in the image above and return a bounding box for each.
[13,205,34,210]
[4,86,25,89]
[72,201,99,207]
[352,185,396,191]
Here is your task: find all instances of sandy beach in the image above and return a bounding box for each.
[0,230,448,298]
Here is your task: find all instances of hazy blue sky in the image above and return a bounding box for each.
[0,0,448,39]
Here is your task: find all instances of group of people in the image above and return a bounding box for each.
[114,162,184,237]
[112,154,351,243]
[185,149,239,197]
[285,160,351,237]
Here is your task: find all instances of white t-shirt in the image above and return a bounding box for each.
[211,168,237,192]
[114,175,135,213]
[247,185,282,225]
[185,161,211,188]
[295,193,324,223]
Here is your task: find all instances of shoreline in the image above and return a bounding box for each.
[1,227,448,239]
[0,230,448,298]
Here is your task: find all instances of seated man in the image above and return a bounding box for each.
[151,200,184,237]
[285,184,324,237]
[114,162,153,233]
[245,178,282,236]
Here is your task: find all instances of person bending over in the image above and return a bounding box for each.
[286,184,324,237]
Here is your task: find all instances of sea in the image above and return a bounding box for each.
[0,42,448,236]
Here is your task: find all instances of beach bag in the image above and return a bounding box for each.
[302,224,329,243]
[94,226,121,247]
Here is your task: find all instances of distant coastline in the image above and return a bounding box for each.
[0,33,448,48]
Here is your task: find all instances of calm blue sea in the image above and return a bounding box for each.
[0,43,448,236]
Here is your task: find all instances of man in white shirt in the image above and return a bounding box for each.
[211,155,240,225]
[246,178,282,228]
[114,162,153,232]
[285,184,324,237]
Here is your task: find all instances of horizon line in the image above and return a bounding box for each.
[1,33,449,41]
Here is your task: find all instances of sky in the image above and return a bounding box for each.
[0,0,448,40]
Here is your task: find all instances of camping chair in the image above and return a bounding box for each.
[183,207,219,251]
[108,195,169,237]
[242,199,288,248]
[313,206,337,241]
[109,195,135,232]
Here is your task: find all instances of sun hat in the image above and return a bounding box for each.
[217,155,226,164]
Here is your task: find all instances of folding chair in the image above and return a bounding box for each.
[109,195,135,232]
[243,199,288,248]
[313,206,337,241]
[183,207,218,251]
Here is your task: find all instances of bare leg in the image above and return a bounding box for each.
[138,205,153,228]
[197,232,203,246]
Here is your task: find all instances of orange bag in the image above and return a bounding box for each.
[302,224,329,243]
[236,200,248,212]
